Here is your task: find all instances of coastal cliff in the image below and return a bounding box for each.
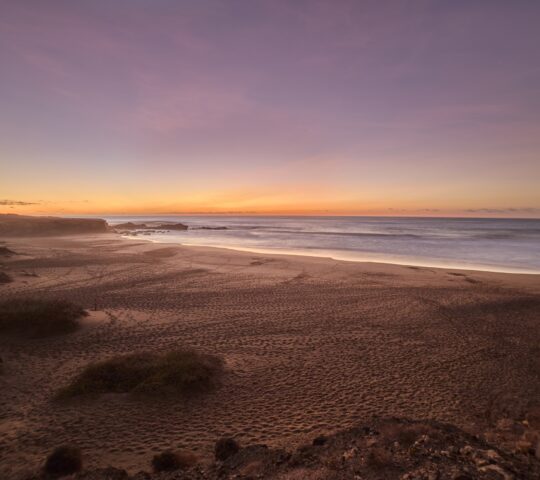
[0,214,109,236]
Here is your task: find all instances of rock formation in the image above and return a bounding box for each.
[0,214,109,236]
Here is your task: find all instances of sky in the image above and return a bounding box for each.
[1,0,539,217]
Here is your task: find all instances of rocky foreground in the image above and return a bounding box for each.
[31,416,540,480]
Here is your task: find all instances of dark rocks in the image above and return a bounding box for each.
[37,417,540,479]
[153,223,188,231]
[113,222,188,232]
[113,222,148,230]
[214,437,240,461]
[44,446,82,477]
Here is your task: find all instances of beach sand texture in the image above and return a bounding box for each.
[1,234,539,476]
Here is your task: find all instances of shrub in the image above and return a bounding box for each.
[0,271,12,283]
[312,435,328,446]
[215,437,240,461]
[151,450,198,472]
[59,349,223,398]
[0,299,87,337]
[44,446,82,477]
[0,246,16,256]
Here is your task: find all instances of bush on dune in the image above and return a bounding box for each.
[0,299,87,337]
[59,349,224,398]
[152,450,199,472]
[215,437,240,461]
[0,246,16,256]
[44,446,82,477]
[0,271,12,283]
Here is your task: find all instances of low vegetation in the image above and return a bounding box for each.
[0,271,12,283]
[0,299,87,337]
[59,349,224,398]
[151,450,198,472]
[0,246,16,256]
[215,437,240,461]
[44,446,82,477]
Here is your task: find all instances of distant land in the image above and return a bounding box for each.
[0,214,108,236]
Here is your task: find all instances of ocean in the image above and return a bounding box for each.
[105,216,540,274]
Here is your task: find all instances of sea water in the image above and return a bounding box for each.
[105,216,540,274]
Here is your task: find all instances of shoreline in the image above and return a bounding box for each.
[120,233,540,276]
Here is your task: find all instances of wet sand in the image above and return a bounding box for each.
[1,234,539,477]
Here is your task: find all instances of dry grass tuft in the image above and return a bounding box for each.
[0,299,86,337]
[214,437,240,461]
[152,449,199,472]
[58,349,223,398]
[0,271,12,283]
[44,446,82,477]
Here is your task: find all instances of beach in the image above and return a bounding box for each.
[1,233,539,477]
[106,215,540,274]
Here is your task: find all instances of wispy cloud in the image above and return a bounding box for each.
[0,199,40,206]
[466,208,540,214]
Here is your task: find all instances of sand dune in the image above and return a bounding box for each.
[0,234,539,477]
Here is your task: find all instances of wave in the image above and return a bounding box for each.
[109,215,540,273]
[253,228,422,239]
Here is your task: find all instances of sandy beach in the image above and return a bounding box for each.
[1,234,539,477]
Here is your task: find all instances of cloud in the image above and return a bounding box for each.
[465,208,540,214]
[0,199,40,206]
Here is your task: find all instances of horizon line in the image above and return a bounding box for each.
[4,212,539,221]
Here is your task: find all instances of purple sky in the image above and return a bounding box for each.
[1,0,539,215]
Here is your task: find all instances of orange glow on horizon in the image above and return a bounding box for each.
[2,198,539,219]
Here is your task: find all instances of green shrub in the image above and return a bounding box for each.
[59,349,223,398]
[0,299,86,337]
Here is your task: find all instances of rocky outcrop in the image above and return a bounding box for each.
[153,223,188,231]
[113,222,188,232]
[113,222,148,230]
[32,417,540,479]
[0,214,109,236]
